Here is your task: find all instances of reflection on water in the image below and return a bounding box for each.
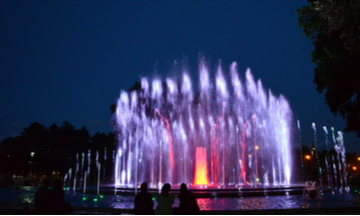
[196,196,297,210]
[195,193,360,210]
[109,195,134,209]
[0,187,359,210]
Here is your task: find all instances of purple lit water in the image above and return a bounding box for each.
[1,187,359,211]
[115,60,293,188]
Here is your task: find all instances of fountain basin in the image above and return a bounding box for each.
[1,186,359,214]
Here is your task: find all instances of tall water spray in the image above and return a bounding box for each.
[114,60,293,188]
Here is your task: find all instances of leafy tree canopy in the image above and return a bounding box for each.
[297,0,360,137]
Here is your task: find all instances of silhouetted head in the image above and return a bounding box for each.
[53,179,62,189]
[43,178,51,188]
[180,183,187,193]
[140,182,148,193]
[161,183,171,193]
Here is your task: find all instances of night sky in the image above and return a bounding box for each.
[1,1,359,154]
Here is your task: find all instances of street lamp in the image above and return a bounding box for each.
[30,152,35,173]
[304,155,311,181]
[255,146,259,185]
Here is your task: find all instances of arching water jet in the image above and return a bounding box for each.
[114,59,294,188]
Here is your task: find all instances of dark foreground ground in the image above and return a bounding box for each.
[1,202,360,215]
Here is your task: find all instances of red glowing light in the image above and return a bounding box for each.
[211,123,219,185]
[195,147,208,185]
[241,123,247,184]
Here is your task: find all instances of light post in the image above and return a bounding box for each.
[305,154,311,181]
[255,146,259,185]
[30,152,35,173]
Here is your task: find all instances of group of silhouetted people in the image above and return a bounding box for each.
[134,182,199,215]
[34,178,74,213]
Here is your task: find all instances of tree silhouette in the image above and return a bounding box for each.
[297,0,360,137]
[0,121,114,178]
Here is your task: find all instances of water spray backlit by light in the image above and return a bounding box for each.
[114,59,293,188]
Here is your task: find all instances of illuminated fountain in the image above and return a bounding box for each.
[114,59,293,188]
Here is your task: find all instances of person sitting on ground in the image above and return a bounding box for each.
[134,182,154,215]
[49,178,74,213]
[34,178,51,211]
[155,183,174,215]
[50,179,65,207]
[178,183,199,215]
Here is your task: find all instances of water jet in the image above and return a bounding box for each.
[114,59,293,188]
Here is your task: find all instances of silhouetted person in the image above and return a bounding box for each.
[178,183,199,215]
[134,182,154,215]
[49,179,74,213]
[34,178,51,211]
[50,179,65,206]
[155,183,174,215]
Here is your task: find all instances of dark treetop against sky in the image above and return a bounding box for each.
[1,0,359,154]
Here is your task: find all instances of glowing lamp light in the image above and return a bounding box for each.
[305,155,311,160]
[31,152,35,157]
[152,198,155,201]
[256,178,259,182]
[353,166,357,171]
[255,146,259,150]
[248,154,252,158]
[82,197,87,201]
[93,198,98,202]
[100,195,104,198]
[358,157,360,161]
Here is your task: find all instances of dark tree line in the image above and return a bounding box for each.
[0,121,116,182]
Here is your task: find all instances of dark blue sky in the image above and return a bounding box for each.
[1,1,358,154]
